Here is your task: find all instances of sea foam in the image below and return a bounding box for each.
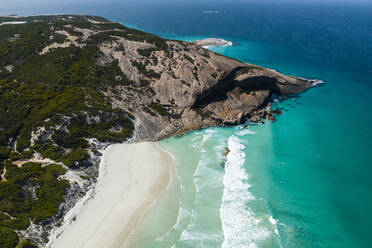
[310,79,325,87]
[220,135,271,248]
[202,10,223,14]
[236,128,255,137]
[179,129,224,246]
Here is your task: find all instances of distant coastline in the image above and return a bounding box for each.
[0,21,27,25]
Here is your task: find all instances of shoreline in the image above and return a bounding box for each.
[123,142,178,247]
[49,142,174,248]
[123,142,182,248]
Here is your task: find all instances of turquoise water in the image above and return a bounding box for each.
[2,1,372,247]
[120,3,372,247]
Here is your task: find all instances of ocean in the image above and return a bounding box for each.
[2,1,371,247]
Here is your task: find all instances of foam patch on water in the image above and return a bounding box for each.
[269,216,279,235]
[236,129,255,136]
[202,10,224,14]
[220,135,271,248]
[310,79,325,87]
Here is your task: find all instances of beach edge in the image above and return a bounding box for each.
[49,142,174,248]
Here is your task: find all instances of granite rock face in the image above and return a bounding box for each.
[0,15,315,146]
[103,40,314,140]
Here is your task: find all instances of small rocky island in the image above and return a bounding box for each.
[193,38,233,47]
[0,15,316,247]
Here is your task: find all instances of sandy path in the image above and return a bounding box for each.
[51,142,173,248]
[1,166,7,182]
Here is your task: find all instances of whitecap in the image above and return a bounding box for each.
[236,129,255,136]
[269,216,279,235]
[310,79,325,87]
[220,135,271,248]
[202,10,223,14]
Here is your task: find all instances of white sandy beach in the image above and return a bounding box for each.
[50,142,173,248]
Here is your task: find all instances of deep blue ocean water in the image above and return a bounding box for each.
[2,1,372,247]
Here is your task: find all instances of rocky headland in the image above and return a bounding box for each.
[0,15,317,247]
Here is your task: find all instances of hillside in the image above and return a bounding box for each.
[0,15,315,247]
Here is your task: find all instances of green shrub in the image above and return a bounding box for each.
[59,149,89,167]
[16,240,37,248]
[37,144,65,161]
[32,177,69,223]
[143,107,156,116]
[131,61,160,79]
[0,227,19,248]
[137,48,158,57]
[21,150,34,159]
[9,152,21,161]
[0,162,68,229]
[0,148,10,159]
[0,212,10,222]
[238,65,264,74]
[80,175,89,180]
[150,103,167,116]
[202,52,211,58]
[184,54,194,64]
[1,215,30,230]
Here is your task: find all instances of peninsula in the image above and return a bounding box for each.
[0,15,316,247]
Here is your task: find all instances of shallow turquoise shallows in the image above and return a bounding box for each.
[120,3,372,247]
[2,1,371,247]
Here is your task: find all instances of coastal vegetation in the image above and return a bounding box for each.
[0,226,19,248]
[237,65,264,74]
[16,240,37,248]
[0,15,139,247]
[150,103,168,116]
[184,54,194,64]
[131,60,161,79]
[0,161,68,246]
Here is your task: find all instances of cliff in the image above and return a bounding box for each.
[0,15,315,247]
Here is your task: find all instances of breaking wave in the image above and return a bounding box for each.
[220,135,271,248]
[202,10,224,14]
[310,79,325,87]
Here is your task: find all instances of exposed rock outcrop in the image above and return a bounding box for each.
[104,41,315,140]
[193,38,233,47]
[0,14,318,247]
